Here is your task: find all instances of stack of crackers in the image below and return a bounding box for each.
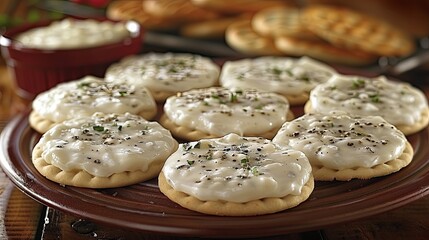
[106,0,292,39]
[226,4,416,66]
[107,1,417,66]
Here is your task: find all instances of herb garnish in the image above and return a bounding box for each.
[93,125,104,132]
[187,160,195,166]
[251,166,260,176]
[352,79,366,89]
[369,94,381,103]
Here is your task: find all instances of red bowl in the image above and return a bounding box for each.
[0,18,143,100]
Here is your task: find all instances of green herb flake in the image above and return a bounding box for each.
[230,92,238,103]
[369,94,381,103]
[251,166,260,176]
[271,67,282,75]
[299,75,310,82]
[352,79,366,89]
[237,74,245,81]
[187,160,195,166]
[168,67,178,73]
[240,158,249,167]
[78,82,91,88]
[93,125,104,132]
[183,141,201,151]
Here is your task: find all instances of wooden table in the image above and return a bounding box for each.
[0,65,429,240]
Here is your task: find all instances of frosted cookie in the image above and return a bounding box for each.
[302,5,415,57]
[32,112,178,188]
[273,113,413,181]
[105,52,220,102]
[159,133,314,216]
[29,76,157,134]
[274,36,377,66]
[161,87,293,140]
[252,7,317,39]
[220,56,336,105]
[225,19,282,56]
[304,75,429,135]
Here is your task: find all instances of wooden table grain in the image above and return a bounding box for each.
[0,66,429,240]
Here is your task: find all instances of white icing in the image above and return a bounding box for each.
[309,75,428,126]
[163,87,290,136]
[220,56,336,95]
[273,113,407,170]
[38,112,178,177]
[16,18,130,50]
[105,52,220,93]
[32,76,156,123]
[162,133,312,203]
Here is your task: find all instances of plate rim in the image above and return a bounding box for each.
[1,110,429,238]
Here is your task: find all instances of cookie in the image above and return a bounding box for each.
[161,87,294,140]
[274,36,377,66]
[304,74,429,135]
[32,112,178,188]
[273,113,414,181]
[225,19,282,56]
[159,133,314,216]
[302,5,415,57]
[251,7,317,39]
[105,52,220,102]
[220,56,337,105]
[29,76,157,134]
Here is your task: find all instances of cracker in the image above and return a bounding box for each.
[304,101,429,136]
[106,0,177,30]
[31,112,179,188]
[149,90,177,103]
[396,107,429,136]
[29,111,57,135]
[32,142,170,188]
[160,110,294,141]
[225,19,282,56]
[158,172,314,216]
[312,141,414,181]
[283,93,311,106]
[219,56,337,106]
[180,14,252,39]
[275,36,377,66]
[143,0,219,23]
[105,53,220,103]
[191,0,291,14]
[302,5,415,57]
[29,107,157,134]
[252,7,317,39]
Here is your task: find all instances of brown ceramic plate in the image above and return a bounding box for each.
[1,109,429,238]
